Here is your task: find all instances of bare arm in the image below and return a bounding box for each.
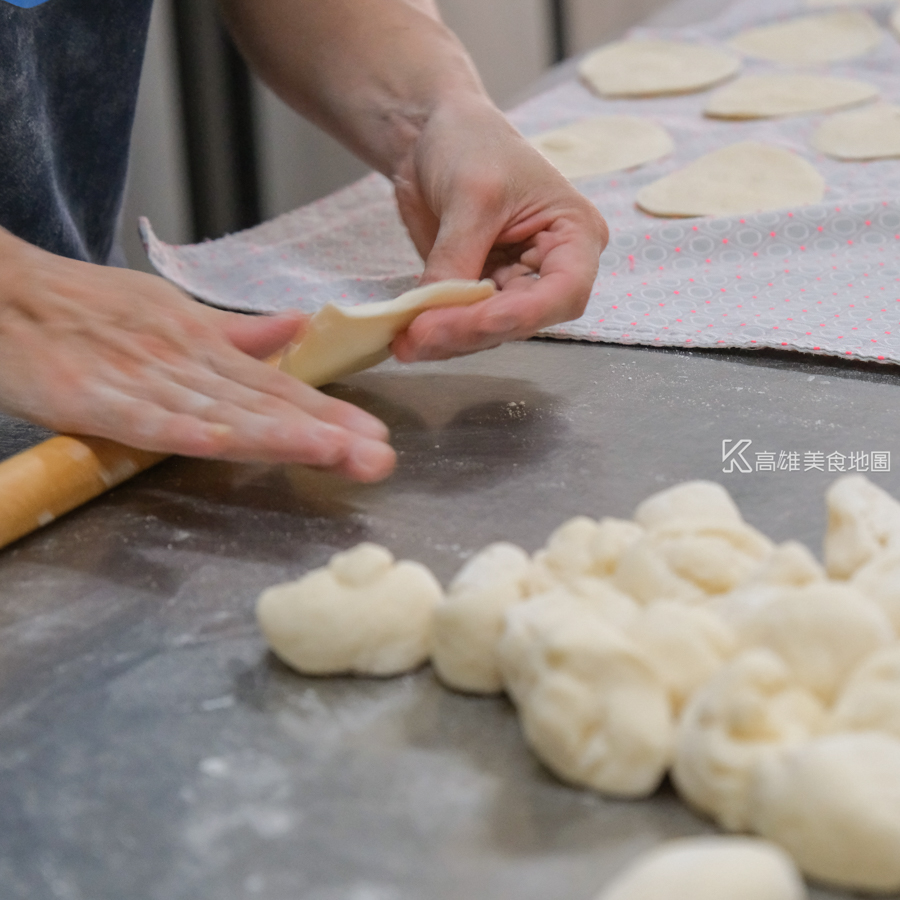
[221,0,608,359]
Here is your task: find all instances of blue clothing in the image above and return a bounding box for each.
[0,0,154,263]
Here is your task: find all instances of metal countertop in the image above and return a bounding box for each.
[2,339,900,900]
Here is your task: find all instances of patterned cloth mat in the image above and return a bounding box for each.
[142,0,900,364]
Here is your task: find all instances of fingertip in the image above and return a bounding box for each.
[389,330,418,363]
[224,310,308,359]
[347,437,397,482]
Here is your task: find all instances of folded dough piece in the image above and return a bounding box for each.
[499,592,674,797]
[256,542,442,676]
[637,143,825,218]
[633,480,743,530]
[279,279,495,386]
[529,117,673,180]
[812,103,900,161]
[852,548,900,632]
[711,541,826,628]
[595,836,807,900]
[527,516,644,628]
[748,732,900,893]
[823,474,900,579]
[672,649,825,831]
[705,74,877,120]
[614,519,773,605]
[736,581,894,703]
[579,40,740,98]
[628,600,737,714]
[728,11,882,65]
[827,646,900,739]
[529,515,644,588]
[431,542,534,694]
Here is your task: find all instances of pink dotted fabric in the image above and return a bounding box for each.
[142,0,900,364]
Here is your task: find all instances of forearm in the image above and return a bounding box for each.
[219,0,492,178]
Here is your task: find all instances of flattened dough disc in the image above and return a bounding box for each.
[812,103,900,160]
[705,74,878,119]
[529,116,674,180]
[728,11,882,65]
[636,142,825,218]
[278,279,495,387]
[579,40,740,98]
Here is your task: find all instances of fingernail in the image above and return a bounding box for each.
[350,438,396,482]
[206,423,232,440]
[202,422,233,453]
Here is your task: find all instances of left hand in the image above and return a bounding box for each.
[390,97,609,362]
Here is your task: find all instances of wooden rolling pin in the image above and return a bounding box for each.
[0,436,166,550]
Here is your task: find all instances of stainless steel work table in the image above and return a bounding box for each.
[2,339,900,900]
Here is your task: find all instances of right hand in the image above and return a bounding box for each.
[0,230,396,482]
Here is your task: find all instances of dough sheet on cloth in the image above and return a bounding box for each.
[141,0,900,365]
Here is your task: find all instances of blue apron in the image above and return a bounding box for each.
[0,0,154,263]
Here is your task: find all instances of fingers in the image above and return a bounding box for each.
[418,192,501,285]
[395,218,603,361]
[217,309,308,359]
[81,331,394,468]
[64,373,397,478]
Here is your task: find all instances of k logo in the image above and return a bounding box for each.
[3,0,53,6]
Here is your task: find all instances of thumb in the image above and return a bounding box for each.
[419,210,497,285]
[220,310,308,360]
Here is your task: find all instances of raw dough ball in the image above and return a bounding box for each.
[828,646,900,739]
[636,142,825,218]
[431,542,533,694]
[705,74,877,120]
[812,103,900,160]
[852,548,900,632]
[256,543,442,676]
[728,11,882,65]
[633,480,743,530]
[736,581,894,703]
[614,520,773,605]
[499,592,674,797]
[595,836,807,900]
[529,117,673,181]
[672,649,825,831]
[748,732,900,893]
[823,474,900,579]
[279,279,495,387]
[579,40,740,98]
[628,600,737,713]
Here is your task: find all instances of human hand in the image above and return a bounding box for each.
[0,231,395,481]
[390,97,608,361]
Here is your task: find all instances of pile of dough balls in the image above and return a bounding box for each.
[256,475,900,895]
